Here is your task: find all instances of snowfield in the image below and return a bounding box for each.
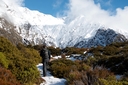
[37,63,66,85]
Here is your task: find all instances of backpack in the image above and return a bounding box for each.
[40,48,50,59]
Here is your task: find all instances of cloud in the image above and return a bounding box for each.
[3,0,24,7]
[0,0,24,24]
[53,0,63,8]
[64,0,128,32]
[95,0,113,6]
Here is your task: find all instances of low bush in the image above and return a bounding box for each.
[93,66,114,79]
[67,66,115,85]
[99,79,128,85]
[121,72,128,81]
[0,36,40,84]
[17,43,41,64]
[63,47,86,55]
[48,46,61,56]
[0,52,8,68]
[0,67,21,85]
[67,71,81,83]
[49,58,76,78]
[14,58,40,84]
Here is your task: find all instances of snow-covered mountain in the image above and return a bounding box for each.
[75,28,127,48]
[0,0,127,48]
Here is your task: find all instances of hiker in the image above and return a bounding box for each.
[40,44,51,77]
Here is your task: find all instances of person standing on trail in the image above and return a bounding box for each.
[40,44,51,77]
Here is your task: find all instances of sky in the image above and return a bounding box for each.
[1,0,128,32]
[23,0,128,17]
[24,0,69,16]
[23,0,128,32]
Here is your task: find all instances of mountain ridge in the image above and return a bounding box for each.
[75,28,127,48]
[0,0,128,48]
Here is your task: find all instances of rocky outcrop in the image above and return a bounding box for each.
[0,18,22,45]
[75,29,127,48]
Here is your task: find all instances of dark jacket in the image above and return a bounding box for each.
[40,48,51,60]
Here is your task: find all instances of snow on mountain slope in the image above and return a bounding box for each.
[0,0,128,48]
[75,28,127,48]
[0,0,64,26]
[0,0,65,46]
[56,15,103,48]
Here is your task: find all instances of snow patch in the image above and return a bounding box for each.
[37,63,66,85]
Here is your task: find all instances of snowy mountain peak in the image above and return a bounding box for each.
[0,0,128,48]
[0,0,64,26]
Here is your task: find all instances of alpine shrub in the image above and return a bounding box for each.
[0,36,40,84]
[0,52,8,68]
[0,67,21,85]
